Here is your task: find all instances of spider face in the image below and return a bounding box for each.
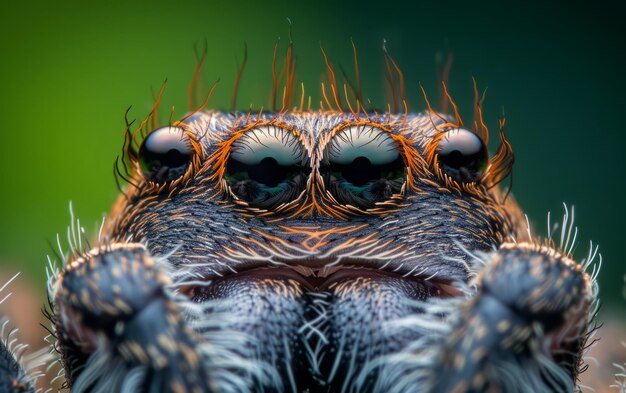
[113,111,515,288]
[41,100,595,393]
[0,43,597,393]
[127,116,508,279]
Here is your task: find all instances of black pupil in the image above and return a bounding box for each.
[228,156,287,187]
[151,148,188,168]
[225,153,306,209]
[139,127,193,182]
[437,129,488,182]
[320,152,405,209]
[334,156,380,186]
[443,150,476,168]
[328,155,404,186]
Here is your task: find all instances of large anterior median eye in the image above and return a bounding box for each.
[435,128,488,183]
[321,125,406,208]
[225,126,308,209]
[139,126,195,183]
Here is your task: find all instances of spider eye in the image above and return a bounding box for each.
[225,126,307,209]
[435,128,488,183]
[139,126,195,183]
[321,125,406,208]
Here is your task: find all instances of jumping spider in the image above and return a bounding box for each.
[0,42,603,393]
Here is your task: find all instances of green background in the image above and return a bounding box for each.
[0,0,624,315]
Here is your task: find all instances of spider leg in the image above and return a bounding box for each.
[51,243,216,392]
[0,334,36,393]
[428,243,595,393]
[0,272,41,393]
[374,242,595,393]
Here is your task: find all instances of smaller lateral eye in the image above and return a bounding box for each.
[138,126,195,183]
[435,128,488,183]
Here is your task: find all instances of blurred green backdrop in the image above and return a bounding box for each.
[0,0,624,314]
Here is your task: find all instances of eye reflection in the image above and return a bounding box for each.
[138,126,195,183]
[321,125,406,209]
[435,128,488,183]
[225,126,308,209]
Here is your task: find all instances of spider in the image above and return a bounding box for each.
[0,40,604,393]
